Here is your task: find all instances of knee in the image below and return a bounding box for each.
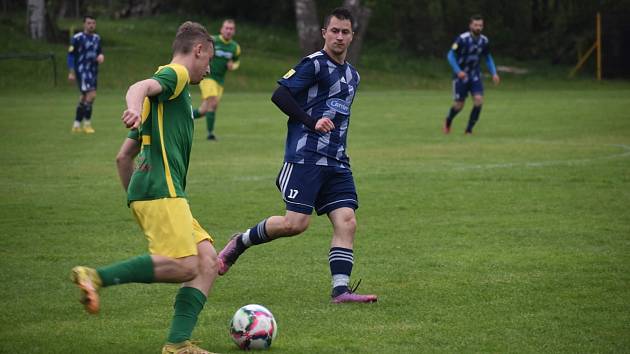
[198,251,218,276]
[473,97,483,106]
[280,217,309,236]
[340,214,357,234]
[179,258,200,282]
[453,101,464,111]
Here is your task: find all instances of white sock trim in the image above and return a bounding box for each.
[332,274,350,288]
[241,229,252,247]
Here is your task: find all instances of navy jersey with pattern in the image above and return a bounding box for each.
[277,50,359,169]
[451,32,490,78]
[67,32,102,80]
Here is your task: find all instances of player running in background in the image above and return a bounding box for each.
[68,15,104,134]
[193,19,241,140]
[443,14,500,135]
[71,22,221,354]
[217,8,377,304]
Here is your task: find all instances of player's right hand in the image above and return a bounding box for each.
[68,72,75,81]
[315,117,335,133]
[457,71,467,80]
[122,109,141,129]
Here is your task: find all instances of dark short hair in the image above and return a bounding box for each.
[83,15,95,22]
[470,14,483,23]
[323,7,354,29]
[172,21,214,54]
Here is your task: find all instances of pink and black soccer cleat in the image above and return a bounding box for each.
[331,279,378,304]
[217,233,244,275]
[331,291,378,304]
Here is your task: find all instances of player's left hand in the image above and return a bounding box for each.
[96,54,105,64]
[122,108,141,129]
[315,117,335,133]
[227,60,234,70]
[492,74,500,85]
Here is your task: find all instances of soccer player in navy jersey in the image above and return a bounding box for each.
[68,16,104,133]
[217,7,377,304]
[443,14,500,135]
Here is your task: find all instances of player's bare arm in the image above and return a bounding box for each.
[116,138,140,191]
[123,79,162,128]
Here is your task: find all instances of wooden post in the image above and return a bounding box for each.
[569,12,603,80]
[596,12,602,80]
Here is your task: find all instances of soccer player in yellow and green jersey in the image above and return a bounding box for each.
[71,21,223,354]
[194,19,241,140]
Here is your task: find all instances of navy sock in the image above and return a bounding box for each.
[75,102,86,122]
[241,219,269,247]
[329,247,354,296]
[446,106,461,125]
[466,105,482,132]
[84,102,93,119]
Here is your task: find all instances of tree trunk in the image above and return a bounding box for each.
[27,0,46,40]
[57,0,68,19]
[294,0,322,56]
[426,0,445,56]
[343,0,371,65]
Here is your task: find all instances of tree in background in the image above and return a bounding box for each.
[11,0,630,77]
[294,0,322,55]
[343,0,371,65]
[294,0,371,64]
[27,0,46,39]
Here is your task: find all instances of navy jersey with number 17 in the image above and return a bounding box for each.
[278,50,360,169]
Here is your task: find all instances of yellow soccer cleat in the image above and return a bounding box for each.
[83,125,95,134]
[162,340,218,354]
[71,127,82,133]
[70,266,102,314]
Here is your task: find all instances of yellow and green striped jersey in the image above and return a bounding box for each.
[127,63,195,203]
[210,35,240,85]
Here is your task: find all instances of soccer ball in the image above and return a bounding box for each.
[229,304,278,350]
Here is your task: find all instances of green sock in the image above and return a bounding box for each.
[96,254,154,287]
[167,287,207,344]
[192,108,202,119]
[206,111,216,135]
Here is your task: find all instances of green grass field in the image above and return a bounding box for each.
[0,83,629,353]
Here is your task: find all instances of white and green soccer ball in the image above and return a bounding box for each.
[229,304,278,350]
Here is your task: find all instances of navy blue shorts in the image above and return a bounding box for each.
[452,75,483,101]
[275,162,359,216]
[76,71,98,93]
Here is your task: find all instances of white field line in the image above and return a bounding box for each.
[227,144,630,181]
[452,144,630,171]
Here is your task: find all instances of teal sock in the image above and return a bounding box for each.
[193,108,203,119]
[206,111,216,135]
[96,254,154,287]
[167,287,207,343]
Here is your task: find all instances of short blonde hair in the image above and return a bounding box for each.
[172,21,213,54]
